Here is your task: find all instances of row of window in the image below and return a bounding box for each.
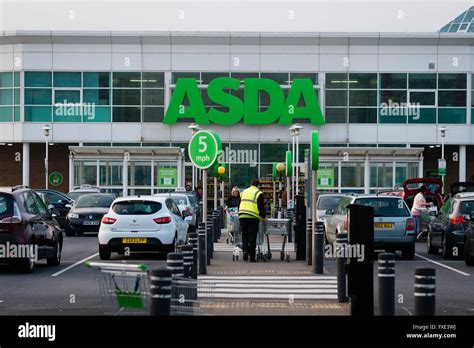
[0,72,21,121]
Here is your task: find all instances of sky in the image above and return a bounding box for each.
[0,0,471,32]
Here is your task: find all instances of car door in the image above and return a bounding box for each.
[431,199,450,247]
[21,191,49,259]
[172,200,188,242]
[46,192,72,223]
[31,191,60,257]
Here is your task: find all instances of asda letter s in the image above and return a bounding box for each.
[164,78,325,125]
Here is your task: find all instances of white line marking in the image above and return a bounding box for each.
[210,284,337,289]
[198,293,337,300]
[50,253,99,277]
[199,276,336,280]
[415,253,470,277]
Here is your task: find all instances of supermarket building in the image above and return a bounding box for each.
[0,30,473,196]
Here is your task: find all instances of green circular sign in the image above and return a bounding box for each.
[188,130,222,169]
[49,172,63,187]
[311,130,319,171]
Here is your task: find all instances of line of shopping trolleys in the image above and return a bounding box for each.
[226,207,292,262]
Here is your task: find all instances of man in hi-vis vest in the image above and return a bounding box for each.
[238,179,266,262]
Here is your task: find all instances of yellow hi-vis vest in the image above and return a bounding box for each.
[238,185,262,219]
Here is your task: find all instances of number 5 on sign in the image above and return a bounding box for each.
[199,136,207,152]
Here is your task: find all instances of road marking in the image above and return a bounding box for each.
[415,253,470,276]
[50,253,98,277]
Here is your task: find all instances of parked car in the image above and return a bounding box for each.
[156,192,197,231]
[449,182,474,197]
[325,194,416,259]
[175,188,201,223]
[0,185,63,273]
[65,193,115,236]
[67,184,102,201]
[427,192,474,259]
[315,193,345,235]
[35,189,73,229]
[98,195,189,260]
[464,213,474,266]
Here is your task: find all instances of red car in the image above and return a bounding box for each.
[402,178,444,210]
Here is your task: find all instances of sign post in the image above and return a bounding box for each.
[310,131,322,274]
[188,130,222,230]
[285,151,292,211]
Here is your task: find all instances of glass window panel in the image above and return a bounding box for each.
[438,108,466,124]
[113,89,141,105]
[53,72,81,87]
[409,73,436,89]
[54,90,80,104]
[74,161,97,186]
[172,72,200,84]
[53,107,81,122]
[438,90,466,107]
[113,107,141,122]
[0,106,13,122]
[349,73,377,89]
[24,106,52,122]
[0,72,13,87]
[83,107,111,122]
[260,72,289,85]
[395,162,419,186]
[83,72,110,88]
[380,73,407,89]
[230,164,259,190]
[349,108,377,123]
[142,72,164,88]
[326,90,347,106]
[370,162,393,188]
[230,72,259,82]
[449,24,460,32]
[83,89,110,105]
[14,106,20,121]
[341,162,365,187]
[290,73,318,85]
[228,143,258,164]
[349,90,377,106]
[408,108,436,124]
[99,161,123,186]
[472,91,474,107]
[143,107,164,122]
[380,90,407,104]
[14,72,20,87]
[143,89,164,105]
[326,73,348,89]
[14,89,20,104]
[25,88,51,105]
[325,108,347,123]
[25,72,52,87]
[128,161,152,186]
[0,89,12,105]
[113,72,141,88]
[201,72,229,84]
[260,143,289,162]
[438,73,466,89]
[378,109,407,124]
[410,91,436,106]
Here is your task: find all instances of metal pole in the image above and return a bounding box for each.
[273,181,276,218]
[45,137,49,189]
[295,134,299,196]
[286,176,290,214]
[378,252,395,316]
[150,266,172,316]
[312,170,323,274]
[441,136,445,195]
[192,166,195,190]
[414,268,436,316]
[214,177,217,210]
[203,170,207,227]
[336,233,348,303]
[221,180,224,208]
[291,134,295,204]
[198,225,207,274]
[278,178,282,219]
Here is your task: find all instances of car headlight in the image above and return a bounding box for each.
[68,213,79,219]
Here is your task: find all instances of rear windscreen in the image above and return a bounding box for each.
[170,196,187,206]
[459,201,474,215]
[355,198,410,217]
[112,201,162,215]
[0,194,13,219]
[317,196,343,210]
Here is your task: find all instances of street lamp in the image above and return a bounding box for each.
[289,124,303,204]
[188,123,201,189]
[42,124,51,189]
[439,126,447,195]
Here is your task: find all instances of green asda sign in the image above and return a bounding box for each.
[164,78,325,126]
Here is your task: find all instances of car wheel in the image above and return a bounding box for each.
[426,229,438,254]
[442,235,452,259]
[464,239,474,266]
[15,256,35,273]
[401,244,415,260]
[47,238,62,266]
[99,245,111,260]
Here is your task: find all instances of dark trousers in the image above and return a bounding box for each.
[239,218,260,259]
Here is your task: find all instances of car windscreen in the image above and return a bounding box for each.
[355,198,410,217]
[75,195,115,208]
[317,196,343,210]
[170,196,187,206]
[0,194,13,220]
[459,201,474,215]
[67,192,97,201]
[112,201,162,215]
[185,193,197,205]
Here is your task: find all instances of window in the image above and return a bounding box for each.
[83,72,110,88]
[341,162,365,187]
[438,73,466,89]
[370,162,393,188]
[46,192,69,204]
[113,72,141,88]
[25,72,52,87]
[380,73,407,89]
[409,73,436,89]
[22,192,38,215]
[112,200,162,215]
[349,73,377,89]
[53,72,81,87]
[437,73,467,124]
[32,192,49,218]
[349,73,377,124]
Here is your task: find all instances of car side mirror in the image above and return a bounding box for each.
[181,209,189,218]
[325,209,334,215]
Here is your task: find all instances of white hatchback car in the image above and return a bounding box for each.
[98,195,189,260]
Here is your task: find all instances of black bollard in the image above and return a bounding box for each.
[313,221,324,274]
[306,218,312,265]
[336,233,348,303]
[167,252,184,278]
[206,217,213,262]
[378,253,395,316]
[198,227,207,274]
[149,266,172,316]
[181,245,194,278]
[187,233,198,279]
[414,268,436,316]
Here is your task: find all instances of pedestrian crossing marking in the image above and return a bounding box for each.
[213,242,295,252]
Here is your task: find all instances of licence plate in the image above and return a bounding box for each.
[83,221,99,225]
[122,237,147,244]
[374,222,394,229]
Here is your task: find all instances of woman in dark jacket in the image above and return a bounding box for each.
[226,186,241,210]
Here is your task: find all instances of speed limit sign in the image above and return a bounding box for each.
[188,130,222,169]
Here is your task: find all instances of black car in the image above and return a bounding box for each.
[464,217,474,266]
[427,192,474,259]
[0,185,63,273]
[66,193,115,236]
[35,189,73,229]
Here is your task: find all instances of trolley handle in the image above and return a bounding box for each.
[85,261,149,272]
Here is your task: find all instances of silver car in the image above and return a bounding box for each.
[154,193,197,231]
[325,195,416,259]
[316,193,346,228]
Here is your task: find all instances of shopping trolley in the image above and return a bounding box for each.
[261,218,291,262]
[226,207,242,261]
[86,261,150,315]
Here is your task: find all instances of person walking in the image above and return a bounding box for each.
[411,185,433,238]
[238,179,266,262]
[226,186,241,210]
